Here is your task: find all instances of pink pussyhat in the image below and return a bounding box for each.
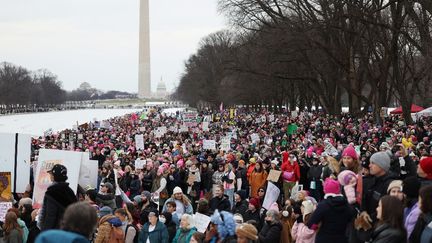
[342,146,358,160]
[323,178,340,194]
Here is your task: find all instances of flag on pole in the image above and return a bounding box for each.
[219,102,224,112]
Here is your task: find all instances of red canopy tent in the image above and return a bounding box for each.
[390,104,424,114]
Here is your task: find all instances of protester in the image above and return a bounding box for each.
[158,212,176,242]
[402,176,421,239]
[236,223,258,243]
[370,195,406,243]
[138,209,169,243]
[3,212,24,243]
[172,214,196,243]
[37,164,77,231]
[291,200,316,243]
[410,185,432,243]
[209,185,230,213]
[258,209,282,242]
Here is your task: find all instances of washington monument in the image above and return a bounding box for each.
[138,0,151,98]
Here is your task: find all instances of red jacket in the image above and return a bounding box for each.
[281,160,300,182]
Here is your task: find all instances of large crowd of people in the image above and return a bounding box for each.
[1,107,432,243]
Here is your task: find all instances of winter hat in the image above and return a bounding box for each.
[233,214,244,224]
[235,190,247,201]
[173,186,183,194]
[249,158,256,164]
[419,157,432,179]
[370,152,391,172]
[249,197,260,209]
[403,176,421,199]
[48,164,68,182]
[210,210,236,240]
[379,142,391,151]
[302,200,314,216]
[338,170,357,186]
[387,180,403,194]
[107,217,122,227]
[101,182,114,192]
[177,159,185,168]
[269,202,279,212]
[342,146,358,160]
[141,191,152,201]
[271,159,279,165]
[238,160,245,167]
[18,198,33,207]
[114,160,121,167]
[236,223,258,240]
[133,195,142,204]
[99,206,113,218]
[323,178,341,194]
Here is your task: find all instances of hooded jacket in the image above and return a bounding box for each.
[259,222,283,242]
[138,221,169,243]
[307,195,355,243]
[38,182,77,231]
[35,230,89,243]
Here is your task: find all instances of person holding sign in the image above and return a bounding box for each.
[38,164,77,231]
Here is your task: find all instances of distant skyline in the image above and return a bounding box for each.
[0,0,226,93]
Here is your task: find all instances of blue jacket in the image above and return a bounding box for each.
[138,221,169,243]
[172,227,196,243]
[162,198,193,215]
[421,221,432,243]
[35,230,89,243]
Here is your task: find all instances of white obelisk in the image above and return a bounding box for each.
[138,0,151,98]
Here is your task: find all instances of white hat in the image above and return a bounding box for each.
[173,186,183,194]
[271,159,279,165]
[302,200,314,216]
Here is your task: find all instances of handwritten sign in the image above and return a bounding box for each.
[220,138,231,151]
[135,134,145,151]
[135,159,146,170]
[267,169,281,183]
[193,213,211,233]
[263,182,280,210]
[250,133,260,144]
[203,140,216,150]
[0,202,13,222]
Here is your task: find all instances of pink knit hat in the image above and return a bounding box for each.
[342,146,358,160]
[323,178,340,194]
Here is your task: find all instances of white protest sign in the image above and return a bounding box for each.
[139,127,146,132]
[135,159,146,169]
[77,134,83,140]
[179,125,188,133]
[0,202,13,222]
[33,149,83,208]
[202,122,209,132]
[79,158,98,189]
[203,140,216,150]
[220,138,231,151]
[100,120,110,129]
[261,115,266,123]
[292,111,298,118]
[251,133,260,144]
[159,126,167,134]
[268,115,275,122]
[263,182,280,210]
[0,133,31,193]
[324,141,339,156]
[193,213,212,233]
[135,134,145,151]
[154,129,164,138]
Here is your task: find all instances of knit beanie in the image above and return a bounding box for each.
[419,157,432,179]
[370,152,391,172]
[323,178,341,194]
[249,197,260,209]
[387,180,403,194]
[236,223,258,240]
[302,200,314,216]
[403,176,421,199]
[337,170,357,186]
[342,146,358,160]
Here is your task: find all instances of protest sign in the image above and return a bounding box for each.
[263,182,280,210]
[250,133,260,144]
[287,124,298,135]
[183,112,198,127]
[202,122,209,132]
[100,120,110,129]
[0,202,13,222]
[291,111,298,118]
[267,170,282,183]
[135,159,146,169]
[268,114,275,122]
[193,213,212,233]
[0,172,12,201]
[135,134,145,151]
[33,149,83,208]
[324,141,339,156]
[220,138,231,151]
[78,159,98,190]
[203,140,216,150]
[139,127,146,132]
[0,133,31,193]
[179,125,188,133]
[77,134,83,140]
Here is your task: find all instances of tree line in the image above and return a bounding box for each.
[172,0,432,123]
[0,62,134,107]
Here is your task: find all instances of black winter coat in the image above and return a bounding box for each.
[258,222,282,243]
[371,223,406,243]
[209,195,231,213]
[39,182,77,231]
[307,195,356,243]
[232,200,248,216]
[362,173,397,220]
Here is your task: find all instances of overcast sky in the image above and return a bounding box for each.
[0,0,227,93]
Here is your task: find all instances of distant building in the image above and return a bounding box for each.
[155,77,168,99]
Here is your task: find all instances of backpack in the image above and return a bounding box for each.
[108,225,124,243]
[125,224,139,243]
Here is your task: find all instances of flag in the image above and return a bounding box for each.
[219,102,223,112]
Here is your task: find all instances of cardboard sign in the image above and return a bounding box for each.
[203,140,216,150]
[193,213,211,233]
[139,127,146,132]
[0,133,31,193]
[33,149,83,208]
[183,112,198,127]
[135,134,145,151]
[267,170,282,183]
[220,138,231,151]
